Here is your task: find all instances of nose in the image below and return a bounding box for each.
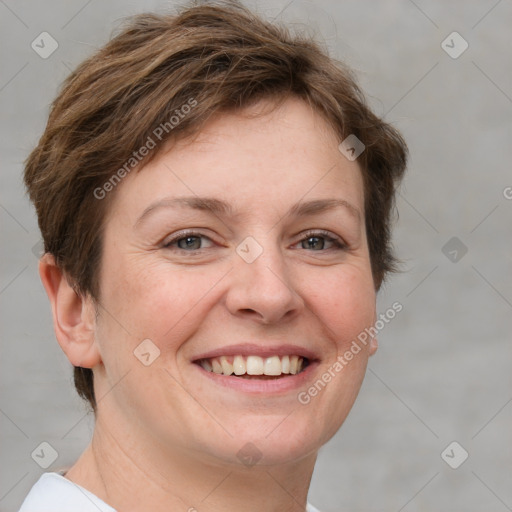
[225,238,304,325]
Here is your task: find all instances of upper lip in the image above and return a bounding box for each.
[192,343,320,362]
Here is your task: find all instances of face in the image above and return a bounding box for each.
[91,97,377,468]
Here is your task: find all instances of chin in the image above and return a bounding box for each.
[198,415,330,468]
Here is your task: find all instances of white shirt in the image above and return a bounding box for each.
[19,472,322,512]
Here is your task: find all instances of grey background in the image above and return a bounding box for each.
[1,1,511,511]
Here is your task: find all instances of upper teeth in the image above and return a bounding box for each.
[199,355,305,376]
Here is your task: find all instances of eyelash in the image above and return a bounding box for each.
[300,230,347,251]
[162,229,346,253]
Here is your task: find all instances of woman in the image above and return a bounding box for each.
[20,2,407,511]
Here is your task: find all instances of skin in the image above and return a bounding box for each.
[40,96,378,512]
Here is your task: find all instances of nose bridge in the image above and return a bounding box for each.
[237,233,286,285]
[227,232,303,322]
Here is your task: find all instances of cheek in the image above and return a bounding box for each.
[286,265,376,445]
[98,255,229,351]
[304,264,376,349]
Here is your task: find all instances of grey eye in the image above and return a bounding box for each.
[302,236,326,250]
[176,236,203,250]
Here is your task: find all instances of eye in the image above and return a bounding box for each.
[162,229,346,253]
[163,231,214,251]
[297,230,346,251]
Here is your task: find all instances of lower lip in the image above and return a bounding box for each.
[192,360,320,394]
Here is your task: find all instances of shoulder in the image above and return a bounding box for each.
[18,472,116,512]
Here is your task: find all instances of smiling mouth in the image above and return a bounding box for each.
[194,354,310,378]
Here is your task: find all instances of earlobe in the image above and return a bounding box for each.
[369,307,378,356]
[39,254,102,369]
[369,336,378,356]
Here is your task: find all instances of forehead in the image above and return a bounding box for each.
[107,96,365,223]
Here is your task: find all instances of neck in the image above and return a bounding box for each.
[65,412,317,512]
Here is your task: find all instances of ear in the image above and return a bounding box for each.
[39,253,101,368]
[369,308,378,357]
[369,335,378,356]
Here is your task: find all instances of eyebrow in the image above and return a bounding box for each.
[135,196,361,227]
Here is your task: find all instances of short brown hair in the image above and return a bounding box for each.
[24,1,407,410]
